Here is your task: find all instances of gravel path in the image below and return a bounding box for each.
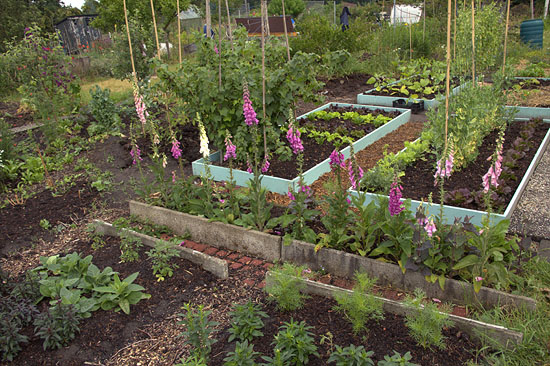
[509,141,550,240]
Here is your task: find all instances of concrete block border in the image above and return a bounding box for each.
[282,239,537,311]
[265,272,523,349]
[129,201,281,262]
[128,200,537,311]
[92,219,228,279]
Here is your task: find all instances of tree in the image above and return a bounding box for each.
[268,0,305,18]
[0,0,80,53]
[82,0,100,13]
[93,0,191,58]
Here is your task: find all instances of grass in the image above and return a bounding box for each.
[80,77,133,105]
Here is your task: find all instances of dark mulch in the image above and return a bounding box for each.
[0,102,35,129]
[9,236,220,366]
[0,180,99,256]
[210,294,478,366]
[319,73,375,99]
[400,120,549,212]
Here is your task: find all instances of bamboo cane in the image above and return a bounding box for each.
[150,0,161,60]
[218,0,222,88]
[453,0,457,59]
[224,0,233,49]
[206,0,211,40]
[471,0,475,83]
[409,22,413,60]
[281,0,291,61]
[502,0,511,73]
[445,0,452,150]
[261,0,267,157]
[423,0,426,41]
[177,0,182,63]
[123,0,136,79]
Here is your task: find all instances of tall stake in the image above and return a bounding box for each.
[445,0,452,150]
[502,0,511,72]
[206,0,211,39]
[423,0,426,41]
[471,0,475,83]
[177,0,182,62]
[123,0,136,80]
[225,0,233,49]
[150,0,161,60]
[409,22,413,60]
[453,0,457,59]
[218,0,222,88]
[260,0,267,157]
[281,0,291,61]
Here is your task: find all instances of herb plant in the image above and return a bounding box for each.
[94,272,151,314]
[403,289,453,350]
[118,231,143,262]
[272,319,319,366]
[265,262,309,312]
[377,351,419,366]
[175,355,207,366]
[146,240,180,281]
[228,301,268,343]
[223,340,260,366]
[88,85,121,136]
[34,302,81,350]
[178,303,219,361]
[260,348,295,366]
[333,272,384,335]
[327,344,375,366]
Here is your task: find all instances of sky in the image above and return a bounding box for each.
[62,0,85,10]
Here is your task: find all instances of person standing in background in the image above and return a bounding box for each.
[340,6,351,31]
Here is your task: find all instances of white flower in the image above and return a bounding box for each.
[197,114,209,159]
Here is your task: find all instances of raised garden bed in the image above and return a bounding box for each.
[503,77,550,121]
[128,200,537,311]
[353,119,550,226]
[356,77,468,110]
[192,103,410,194]
[265,271,523,348]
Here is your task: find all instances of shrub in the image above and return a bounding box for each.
[268,0,305,18]
[223,340,260,366]
[290,14,369,55]
[88,86,121,136]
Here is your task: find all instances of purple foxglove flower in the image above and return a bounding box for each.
[475,276,483,282]
[223,136,237,161]
[424,218,436,237]
[300,185,312,197]
[130,144,143,165]
[286,126,303,154]
[329,149,345,168]
[246,160,253,174]
[261,155,270,173]
[243,84,259,126]
[171,140,182,160]
[388,181,405,216]
[287,190,296,201]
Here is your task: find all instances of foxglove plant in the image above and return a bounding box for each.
[276,109,319,244]
[171,140,182,160]
[434,144,454,223]
[239,81,273,232]
[388,178,405,217]
[481,129,505,214]
[319,148,352,251]
[132,82,149,129]
[211,131,240,224]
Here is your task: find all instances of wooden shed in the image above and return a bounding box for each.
[55,15,102,54]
